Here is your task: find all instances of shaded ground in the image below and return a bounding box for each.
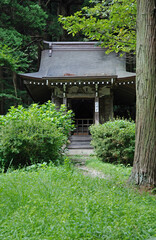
[69,155,109,179]
[77,165,107,179]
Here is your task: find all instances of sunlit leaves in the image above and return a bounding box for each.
[0,101,75,169]
[90,119,135,165]
[59,0,136,54]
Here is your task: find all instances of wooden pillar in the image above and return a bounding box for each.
[51,89,55,103]
[95,97,99,124]
[63,95,67,106]
[55,98,61,109]
[94,84,99,124]
[99,91,113,123]
[63,84,67,106]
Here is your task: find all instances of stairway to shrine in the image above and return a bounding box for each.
[67,135,94,155]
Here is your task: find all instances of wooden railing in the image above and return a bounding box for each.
[73,119,94,135]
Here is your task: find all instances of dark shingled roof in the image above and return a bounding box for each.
[20,41,136,81]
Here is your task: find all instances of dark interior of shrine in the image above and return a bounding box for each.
[113,86,136,120]
[70,99,94,119]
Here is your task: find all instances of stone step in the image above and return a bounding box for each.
[68,145,93,149]
[69,141,91,145]
[68,143,93,149]
[68,134,93,152]
[70,135,92,139]
[68,141,93,146]
[68,141,93,148]
[67,148,94,155]
[69,136,92,143]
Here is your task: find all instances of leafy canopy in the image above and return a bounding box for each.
[59,0,136,54]
[0,0,47,71]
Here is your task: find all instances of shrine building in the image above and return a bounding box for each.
[20,41,136,135]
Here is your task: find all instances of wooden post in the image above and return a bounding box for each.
[51,89,55,103]
[95,97,99,124]
[95,84,99,124]
[63,84,67,106]
[55,98,61,109]
[63,96,67,106]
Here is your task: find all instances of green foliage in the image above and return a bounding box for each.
[0,101,74,170]
[90,119,135,165]
[0,0,48,114]
[0,43,19,71]
[46,14,63,41]
[0,161,156,239]
[0,0,90,114]
[0,1,48,72]
[59,0,136,54]
[0,77,29,114]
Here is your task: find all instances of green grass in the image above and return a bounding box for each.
[0,158,156,240]
[85,156,132,182]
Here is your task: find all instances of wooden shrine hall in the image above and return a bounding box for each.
[20,41,136,135]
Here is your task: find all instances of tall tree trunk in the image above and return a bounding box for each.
[0,67,4,115]
[13,71,17,98]
[130,1,156,187]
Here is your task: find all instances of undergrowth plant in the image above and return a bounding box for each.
[90,119,135,165]
[0,161,156,240]
[0,101,74,170]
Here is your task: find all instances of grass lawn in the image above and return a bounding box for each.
[0,157,156,240]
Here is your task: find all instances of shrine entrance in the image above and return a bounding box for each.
[70,99,94,135]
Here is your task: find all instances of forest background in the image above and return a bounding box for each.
[0,0,136,114]
[0,0,92,114]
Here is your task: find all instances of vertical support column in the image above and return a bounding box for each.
[63,84,67,106]
[103,92,114,121]
[63,96,67,106]
[51,89,55,103]
[95,97,99,124]
[55,98,61,109]
[95,84,99,124]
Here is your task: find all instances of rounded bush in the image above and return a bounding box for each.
[90,119,135,166]
[0,101,74,170]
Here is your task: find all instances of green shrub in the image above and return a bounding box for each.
[0,101,74,170]
[90,119,135,165]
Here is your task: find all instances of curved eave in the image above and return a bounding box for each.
[42,75,118,81]
[19,73,43,81]
[20,73,135,83]
[116,71,136,81]
[19,73,118,82]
